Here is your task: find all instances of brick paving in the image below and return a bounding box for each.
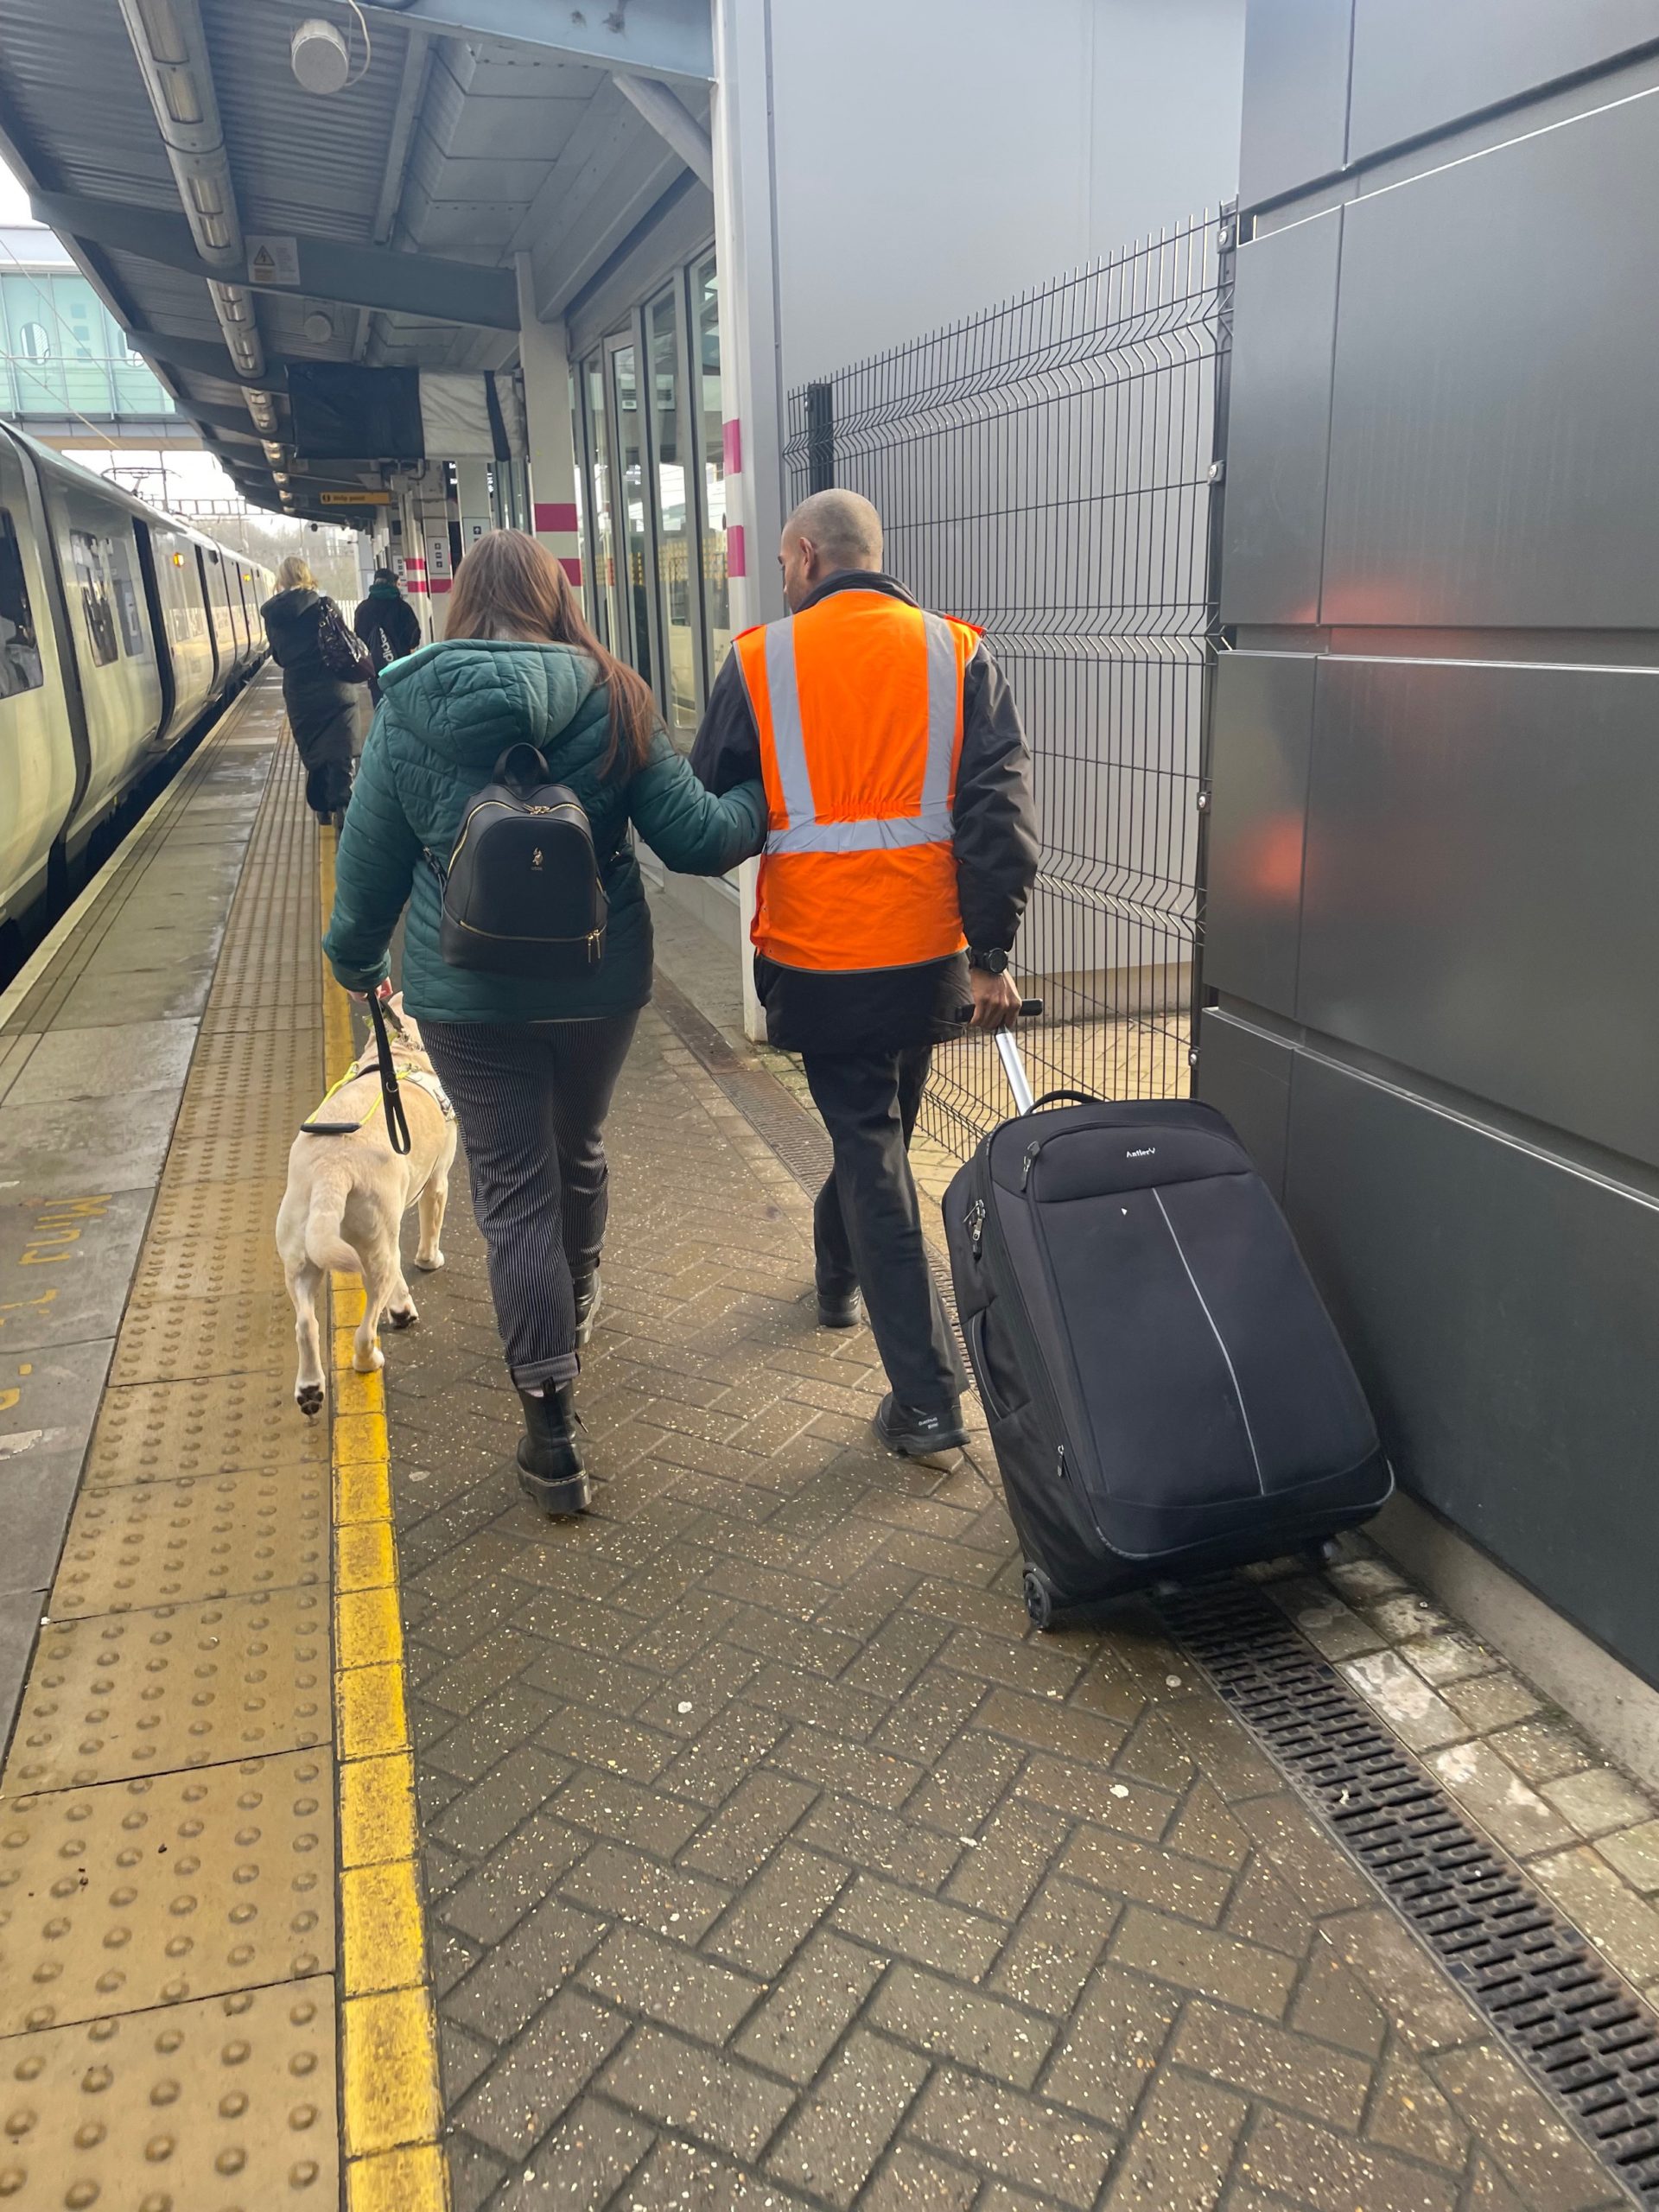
[384,983,1630,2212]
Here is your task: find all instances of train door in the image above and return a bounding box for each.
[199,545,238,679]
[41,467,166,842]
[150,524,214,737]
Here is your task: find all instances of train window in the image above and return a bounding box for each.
[69,531,120,668]
[0,509,44,699]
[109,533,147,657]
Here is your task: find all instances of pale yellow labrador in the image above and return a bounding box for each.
[277,994,458,1414]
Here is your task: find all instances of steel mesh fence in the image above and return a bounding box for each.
[785,210,1233,1156]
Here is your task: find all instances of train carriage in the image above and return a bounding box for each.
[0,422,268,947]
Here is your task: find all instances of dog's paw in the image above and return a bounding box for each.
[414,1250,445,1273]
[296,1382,325,1418]
[386,1304,418,1332]
[353,1343,386,1375]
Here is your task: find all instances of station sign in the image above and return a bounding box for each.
[320,490,391,506]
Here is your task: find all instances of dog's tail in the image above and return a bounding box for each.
[302,1164,359,1275]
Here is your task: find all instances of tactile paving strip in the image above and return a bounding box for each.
[110,1293,294,1390]
[132,1231,289,1306]
[0,1975,338,2207]
[161,1124,302,1189]
[148,1179,291,1249]
[0,1754,333,2033]
[184,1035,318,1106]
[86,1374,326,1485]
[2,1587,327,1796]
[52,1471,328,1618]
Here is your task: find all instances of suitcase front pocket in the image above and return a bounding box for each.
[1032,1181,1266,1514]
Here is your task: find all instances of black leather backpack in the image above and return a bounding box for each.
[429,743,607,976]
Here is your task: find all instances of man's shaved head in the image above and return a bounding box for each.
[779,491,883,607]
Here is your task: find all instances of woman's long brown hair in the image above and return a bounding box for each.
[444,527,657,775]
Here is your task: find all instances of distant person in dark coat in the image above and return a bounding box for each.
[261,555,359,824]
[353,566,422,704]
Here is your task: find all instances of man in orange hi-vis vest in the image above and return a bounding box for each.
[691,491,1039,1459]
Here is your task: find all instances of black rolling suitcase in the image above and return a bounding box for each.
[942,1030,1391,1625]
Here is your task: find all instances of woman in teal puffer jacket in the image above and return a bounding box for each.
[324,530,765,1515]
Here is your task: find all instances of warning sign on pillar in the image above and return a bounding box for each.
[425,531,454,594]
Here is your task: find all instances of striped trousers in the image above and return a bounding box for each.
[420,1013,639,1389]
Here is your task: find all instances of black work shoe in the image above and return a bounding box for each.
[874,1392,969,1459]
[574,1274,602,1348]
[817,1286,862,1330]
[515,1383,591,1516]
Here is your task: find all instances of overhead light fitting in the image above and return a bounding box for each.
[291,5,372,95]
[303,311,334,345]
[291,18,349,93]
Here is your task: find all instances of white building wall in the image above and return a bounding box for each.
[769,0,1245,387]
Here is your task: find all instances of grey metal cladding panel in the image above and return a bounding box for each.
[1284,1052,1659,1688]
[1349,0,1659,164]
[1219,210,1341,628]
[1323,95,1659,629]
[1196,1009,1293,1198]
[1204,652,1316,1017]
[1239,0,1354,210]
[1297,657,1659,1168]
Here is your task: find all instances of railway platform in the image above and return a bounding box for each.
[0,672,1657,2211]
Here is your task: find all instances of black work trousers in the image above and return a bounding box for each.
[421,1013,639,1389]
[803,1046,963,1412]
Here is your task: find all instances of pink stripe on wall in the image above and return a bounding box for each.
[559,557,582,584]
[535,501,580,536]
[722,419,741,476]
[727,524,747,580]
[430,579,452,593]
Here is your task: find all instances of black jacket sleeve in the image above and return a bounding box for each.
[689,652,762,795]
[954,644,1039,953]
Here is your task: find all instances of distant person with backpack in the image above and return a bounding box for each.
[353,565,421,704]
[263,555,366,824]
[322,529,766,1515]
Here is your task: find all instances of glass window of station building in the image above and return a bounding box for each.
[574,249,728,752]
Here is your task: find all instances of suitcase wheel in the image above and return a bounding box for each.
[1022,1566,1054,1631]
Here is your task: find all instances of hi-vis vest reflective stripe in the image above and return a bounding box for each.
[734,590,981,973]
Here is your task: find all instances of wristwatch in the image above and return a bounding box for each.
[968,948,1009,975]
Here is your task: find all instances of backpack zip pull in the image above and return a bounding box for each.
[966,1198,986,1255]
[1020,1141,1042,1189]
[1057,1441,1068,1483]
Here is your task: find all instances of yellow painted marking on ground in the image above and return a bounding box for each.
[338,1584,404,1669]
[339,1520,397,1592]
[336,1408,390,1464]
[337,1458,392,1523]
[346,2143,450,2212]
[342,1859,428,1994]
[342,1986,444,2156]
[319,824,449,2206]
[340,1752,420,1868]
[338,1662,410,1758]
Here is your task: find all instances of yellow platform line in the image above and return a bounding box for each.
[318,825,450,2212]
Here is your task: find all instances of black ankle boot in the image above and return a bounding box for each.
[515,1384,590,1516]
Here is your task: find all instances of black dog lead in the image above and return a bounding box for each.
[300,988,412,1155]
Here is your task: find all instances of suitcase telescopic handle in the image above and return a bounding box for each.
[947,995,1044,1116]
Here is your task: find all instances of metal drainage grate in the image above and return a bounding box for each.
[1159,1577,1659,2203]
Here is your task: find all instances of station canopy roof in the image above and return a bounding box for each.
[0,0,713,518]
